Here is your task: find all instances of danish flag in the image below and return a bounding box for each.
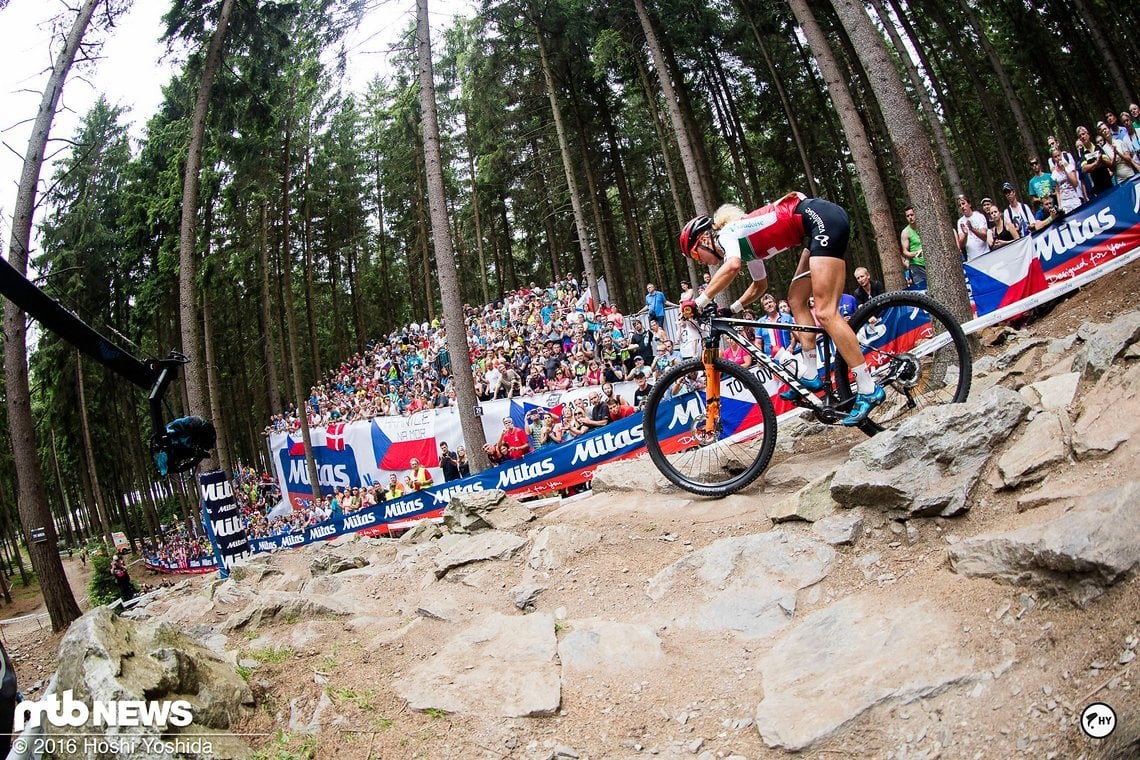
[326,423,347,451]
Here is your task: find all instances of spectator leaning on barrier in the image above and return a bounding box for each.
[409,458,434,490]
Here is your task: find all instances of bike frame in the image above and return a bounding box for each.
[694,313,840,436]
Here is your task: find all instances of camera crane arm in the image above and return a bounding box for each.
[0,255,215,475]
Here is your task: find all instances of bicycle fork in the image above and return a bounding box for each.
[702,346,722,436]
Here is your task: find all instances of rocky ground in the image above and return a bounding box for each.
[5,266,1140,760]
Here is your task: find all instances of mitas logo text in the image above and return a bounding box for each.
[14,691,194,730]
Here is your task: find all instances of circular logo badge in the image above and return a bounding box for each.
[1080,702,1117,739]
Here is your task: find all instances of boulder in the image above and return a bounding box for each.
[812,510,865,546]
[227,553,281,584]
[557,618,664,675]
[994,410,1071,490]
[830,387,1029,518]
[590,456,679,494]
[646,531,834,638]
[221,591,357,631]
[434,530,528,578]
[768,471,840,524]
[948,481,1140,606]
[399,519,442,544]
[754,597,1002,751]
[1073,362,1140,459]
[393,612,560,717]
[1071,311,1140,380]
[444,489,533,534]
[309,551,369,577]
[44,607,253,759]
[1018,372,1081,411]
[527,525,602,571]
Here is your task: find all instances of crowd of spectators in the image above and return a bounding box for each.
[947,104,1140,265]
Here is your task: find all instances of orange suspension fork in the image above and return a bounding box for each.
[702,345,721,433]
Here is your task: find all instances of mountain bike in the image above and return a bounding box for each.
[642,291,972,496]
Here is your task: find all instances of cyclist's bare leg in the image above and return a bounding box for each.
[785,250,816,350]
[808,255,865,372]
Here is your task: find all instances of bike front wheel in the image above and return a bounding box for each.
[642,357,777,497]
[836,290,972,435]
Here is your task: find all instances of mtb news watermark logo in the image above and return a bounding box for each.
[14,690,194,730]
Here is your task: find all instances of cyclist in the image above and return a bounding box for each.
[678,192,885,426]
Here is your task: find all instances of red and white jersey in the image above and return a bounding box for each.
[717,192,807,262]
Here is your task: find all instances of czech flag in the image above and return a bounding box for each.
[964,236,1047,316]
[371,419,438,469]
[287,436,306,456]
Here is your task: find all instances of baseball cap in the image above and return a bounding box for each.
[1001,182,1014,192]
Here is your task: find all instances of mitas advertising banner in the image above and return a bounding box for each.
[965,176,1140,315]
[199,468,251,578]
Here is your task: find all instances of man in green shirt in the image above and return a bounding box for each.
[899,206,925,287]
[1026,155,1055,212]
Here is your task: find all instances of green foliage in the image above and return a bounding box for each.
[246,646,293,665]
[251,731,317,760]
[86,547,126,607]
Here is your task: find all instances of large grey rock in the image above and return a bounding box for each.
[948,482,1140,606]
[527,525,602,571]
[768,471,839,523]
[557,618,664,675]
[399,519,442,544]
[46,607,253,759]
[994,410,1071,490]
[434,530,528,578]
[590,456,678,494]
[221,591,357,631]
[1071,312,1140,380]
[763,446,851,491]
[830,387,1030,518]
[1073,362,1140,459]
[227,553,281,584]
[812,510,865,546]
[774,414,827,452]
[393,612,560,717]
[309,550,368,577]
[1018,372,1081,411]
[754,596,998,752]
[444,489,534,534]
[645,532,834,638]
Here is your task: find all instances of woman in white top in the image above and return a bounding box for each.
[1049,147,1082,213]
[1096,121,1139,183]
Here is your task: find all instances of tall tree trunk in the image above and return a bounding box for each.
[1,0,96,632]
[178,0,236,475]
[828,0,971,320]
[75,356,115,548]
[257,201,282,417]
[535,28,600,310]
[737,2,817,195]
[632,51,698,288]
[303,141,322,379]
[598,88,644,310]
[280,92,323,504]
[867,0,962,196]
[634,0,725,295]
[201,197,232,475]
[463,120,490,306]
[49,430,76,549]
[417,0,489,470]
[787,0,904,289]
[1069,0,1134,105]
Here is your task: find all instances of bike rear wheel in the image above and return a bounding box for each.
[835,291,972,435]
[643,357,777,497]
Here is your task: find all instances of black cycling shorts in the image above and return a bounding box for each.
[794,198,849,260]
